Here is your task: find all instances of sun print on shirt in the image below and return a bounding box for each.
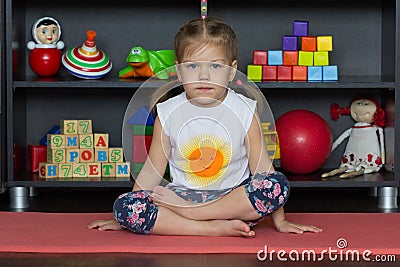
[179,133,232,188]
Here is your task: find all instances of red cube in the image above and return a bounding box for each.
[277,66,292,81]
[27,144,47,172]
[253,50,268,65]
[262,65,277,81]
[133,135,152,163]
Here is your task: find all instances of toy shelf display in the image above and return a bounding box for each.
[38,119,130,179]
[247,20,338,82]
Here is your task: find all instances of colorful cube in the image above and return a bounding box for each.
[127,106,155,126]
[293,20,309,36]
[262,66,277,81]
[301,36,317,52]
[133,135,152,163]
[323,65,338,81]
[94,133,109,148]
[314,51,329,66]
[298,51,314,66]
[87,162,102,177]
[292,66,308,81]
[27,144,47,172]
[253,50,268,65]
[282,36,297,51]
[308,66,323,81]
[283,51,298,66]
[39,125,60,146]
[277,66,292,81]
[268,50,283,65]
[80,148,95,163]
[95,148,109,162]
[247,65,262,81]
[133,125,154,136]
[317,36,333,51]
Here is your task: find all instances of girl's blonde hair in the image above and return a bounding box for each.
[150,17,265,115]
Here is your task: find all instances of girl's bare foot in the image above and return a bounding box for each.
[206,219,255,238]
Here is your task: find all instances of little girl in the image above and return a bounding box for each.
[88,17,322,237]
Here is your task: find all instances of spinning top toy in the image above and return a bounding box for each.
[62,30,112,79]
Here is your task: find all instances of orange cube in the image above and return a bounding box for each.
[301,36,317,51]
[292,66,308,81]
[283,51,298,65]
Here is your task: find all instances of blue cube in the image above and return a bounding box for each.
[293,20,309,36]
[323,65,338,81]
[268,50,283,65]
[308,66,322,81]
[282,36,298,51]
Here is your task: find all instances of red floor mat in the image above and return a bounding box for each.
[0,212,399,255]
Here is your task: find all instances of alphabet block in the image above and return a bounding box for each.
[66,149,80,163]
[94,133,109,148]
[95,148,109,162]
[80,148,94,163]
[102,163,116,177]
[116,162,131,178]
[79,134,94,148]
[47,134,65,149]
[39,163,58,179]
[61,120,78,134]
[78,119,93,134]
[109,147,124,163]
[87,162,102,177]
[65,135,79,149]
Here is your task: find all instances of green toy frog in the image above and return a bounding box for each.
[119,46,176,79]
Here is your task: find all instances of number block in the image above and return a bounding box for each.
[73,163,87,177]
[47,148,66,163]
[109,147,124,163]
[47,134,65,149]
[61,120,78,134]
[66,149,80,163]
[87,162,102,177]
[78,119,93,134]
[80,148,94,163]
[102,163,116,177]
[314,51,329,66]
[247,65,262,81]
[59,163,73,178]
[116,162,131,178]
[79,134,93,148]
[39,163,58,179]
[94,133,109,148]
[95,148,109,162]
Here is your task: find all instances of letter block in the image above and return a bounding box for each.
[78,119,93,134]
[102,163,116,177]
[39,163,58,179]
[95,148,109,162]
[80,148,94,163]
[94,133,109,148]
[79,134,93,148]
[247,65,262,81]
[116,162,131,178]
[66,149,80,163]
[87,162,102,177]
[109,148,124,163]
[65,135,79,149]
[59,163,73,178]
[61,119,78,134]
[47,134,65,149]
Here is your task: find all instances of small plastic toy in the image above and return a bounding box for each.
[119,46,176,79]
[27,17,64,77]
[321,98,385,179]
[62,30,112,79]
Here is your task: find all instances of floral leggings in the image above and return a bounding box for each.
[113,171,290,234]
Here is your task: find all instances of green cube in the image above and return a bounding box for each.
[133,125,154,136]
[298,51,314,66]
[314,51,329,66]
[247,65,262,81]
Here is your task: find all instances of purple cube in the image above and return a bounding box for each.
[293,20,309,36]
[282,36,298,51]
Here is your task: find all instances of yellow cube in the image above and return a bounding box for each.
[317,36,333,51]
[313,51,329,66]
[247,65,262,81]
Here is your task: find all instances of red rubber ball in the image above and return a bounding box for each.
[275,109,332,174]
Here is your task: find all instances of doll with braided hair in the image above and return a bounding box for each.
[321,98,385,179]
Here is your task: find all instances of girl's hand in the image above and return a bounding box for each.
[87,219,124,231]
[274,220,323,234]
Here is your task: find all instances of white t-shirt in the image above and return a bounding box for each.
[156,89,257,190]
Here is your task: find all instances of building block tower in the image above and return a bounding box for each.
[247,20,338,82]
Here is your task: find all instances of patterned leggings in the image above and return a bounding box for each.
[113,171,290,234]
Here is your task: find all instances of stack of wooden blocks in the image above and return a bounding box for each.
[247,20,338,82]
[39,119,130,179]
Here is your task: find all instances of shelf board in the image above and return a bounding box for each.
[7,170,398,188]
[13,75,395,89]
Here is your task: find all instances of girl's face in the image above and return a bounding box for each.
[177,45,237,107]
[35,24,59,44]
[350,99,377,123]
